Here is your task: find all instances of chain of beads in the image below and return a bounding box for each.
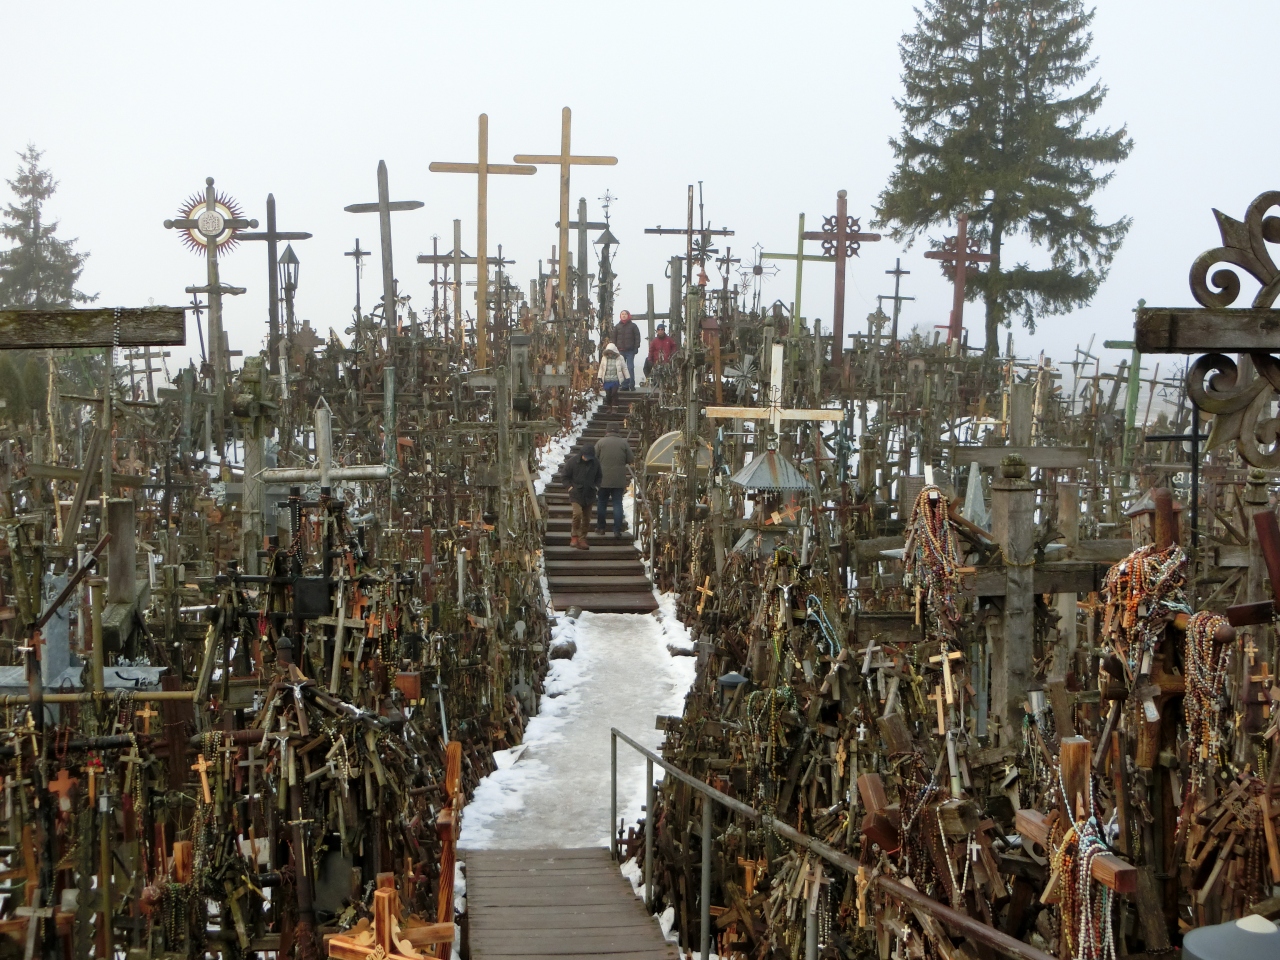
[1184,611,1231,792]
[1101,543,1188,674]
[903,486,961,640]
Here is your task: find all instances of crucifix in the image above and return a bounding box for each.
[695,576,715,617]
[432,114,536,369]
[802,190,881,356]
[344,161,424,340]
[191,753,212,804]
[762,213,828,334]
[923,213,991,345]
[236,194,312,356]
[645,185,734,343]
[555,199,607,316]
[164,177,257,399]
[514,106,617,333]
[881,258,914,343]
[344,238,371,321]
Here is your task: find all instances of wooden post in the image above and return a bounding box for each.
[990,453,1035,746]
[1055,481,1080,665]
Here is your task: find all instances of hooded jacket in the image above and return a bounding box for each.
[597,345,627,385]
[565,447,602,505]
[613,317,641,352]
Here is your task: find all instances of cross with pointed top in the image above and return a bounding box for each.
[344,161,424,340]
[236,194,312,355]
[432,114,536,370]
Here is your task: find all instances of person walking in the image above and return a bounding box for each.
[613,309,641,390]
[594,421,633,540]
[564,444,601,550]
[597,342,627,409]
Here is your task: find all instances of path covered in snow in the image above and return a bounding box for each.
[460,594,694,849]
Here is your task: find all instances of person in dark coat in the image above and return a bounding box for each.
[613,310,642,390]
[594,421,633,539]
[564,444,602,550]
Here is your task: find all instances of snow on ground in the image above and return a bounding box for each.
[460,605,694,848]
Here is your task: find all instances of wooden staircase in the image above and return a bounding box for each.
[543,393,657,614]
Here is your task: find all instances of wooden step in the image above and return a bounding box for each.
[544,545,639,560]
[545,560,644,573]
[545,576,652,592]
[549,592,658,614]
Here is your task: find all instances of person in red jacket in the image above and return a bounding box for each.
[647,323,677,372]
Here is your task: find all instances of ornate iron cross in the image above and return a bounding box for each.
[801,190,881,357]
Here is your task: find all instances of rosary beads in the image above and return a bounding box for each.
[903,485,962,640]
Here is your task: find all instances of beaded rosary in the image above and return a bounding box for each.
[1183,611,1231,792]
[1100,543,1189,675]
[1051,765,1117,960]
[903,485,962,640]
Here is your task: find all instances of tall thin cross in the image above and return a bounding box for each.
[417,235,513,345]
[881,258,914,342]
[236,194,312,356]
[514,107,617,323]
[344,161,424,339]
[762,213,828,334]
[645,186,734,342]
[344,238,371,320]
[432,113,536,369]
[164,177,257,397]
[802,190,880,355]
[924,213,991,344]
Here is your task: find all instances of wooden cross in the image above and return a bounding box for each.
[929,648,964,704]
[327,886,454,960]
[237,193,312,354]
[859,639,883,675]
[705,342,843,437]
[928,684,946,735]
[555,201,609,315]
[801,190,881,353]
[191,753,212,805]
[429,115,535,370]
[47,769,77,813]
[1245,638,1259,667]
[80,758,103,805]
[695,576,715,616]
[260,398,391,489]
[736,856,767,897]
[135,703,158,735]
[923,212,992,344]
[762,213,832,332]
[120,744,145,793]
[344,161,424,340]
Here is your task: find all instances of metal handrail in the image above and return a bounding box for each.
[610,726,1055,960]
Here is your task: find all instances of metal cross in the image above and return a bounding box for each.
[924,213,991,344]
[802,190,881,356]
[344,238,371,321]
[880,258,914,343]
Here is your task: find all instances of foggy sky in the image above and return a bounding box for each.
[2,1,1275,382]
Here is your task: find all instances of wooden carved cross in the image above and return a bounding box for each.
[928,684,946,735]
[237,193,312,354]
[431,115,536,370]
[191,753,212,805]
[344,161,424,340]
[802,190,881,354]
[929,648,964,704]
[695,576,715,617]
[47,769,77,813]
[135,703,158,735]
[923,213,991,344]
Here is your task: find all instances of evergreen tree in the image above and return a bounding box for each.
[876,0,1132,353]
[0,145,95,309]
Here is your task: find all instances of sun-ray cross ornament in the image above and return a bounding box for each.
[739,244,779,313]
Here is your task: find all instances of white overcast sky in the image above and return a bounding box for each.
[2,1,1275,377]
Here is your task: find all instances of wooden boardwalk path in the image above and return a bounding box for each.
[544,392,657,614]
[463,847,676,959]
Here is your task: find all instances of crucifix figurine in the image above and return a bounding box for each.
[924,212,991,345]
[344,161,424,341]
[432,114,536,370]
[802,190,881,355]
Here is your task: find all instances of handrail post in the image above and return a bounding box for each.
[806,899,818,960]
[700,796,711,960]
[610,730,618,860]
[644,757,654,910]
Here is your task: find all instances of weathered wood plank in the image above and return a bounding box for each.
[953,446,1089,469]
[1135,306,1280,353]
[0,307,186,349]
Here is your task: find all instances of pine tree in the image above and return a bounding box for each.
[0,145,95,308]
[876,0,1132,353]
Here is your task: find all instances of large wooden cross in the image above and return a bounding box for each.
[1134,189,1280,469]
[344,161,424,341]
[513,106,617,325]
[261,399,391,489]
[923,213,991,345]
[432,114,536,370]
[236,193,312,356]
[953,382,1089,470]
[705,342,843,436]
[802,190,881,355]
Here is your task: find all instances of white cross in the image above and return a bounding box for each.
[260,398,391,488]
[705,343,843,435]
